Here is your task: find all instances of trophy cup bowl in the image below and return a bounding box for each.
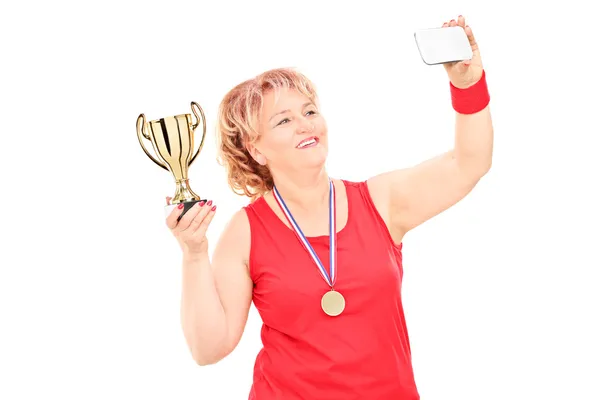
[136,101,207,221]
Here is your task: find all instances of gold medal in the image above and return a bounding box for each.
[321,290,345,316]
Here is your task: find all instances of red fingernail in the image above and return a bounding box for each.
[207,200,213,206]
[211,205,217,211]
[177,203,184,209]
[199,201,206,206]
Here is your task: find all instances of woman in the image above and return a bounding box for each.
[166,15,492,400]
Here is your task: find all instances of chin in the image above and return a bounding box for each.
[301,147,328,169]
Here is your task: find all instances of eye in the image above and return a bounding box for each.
[276,110,317,127]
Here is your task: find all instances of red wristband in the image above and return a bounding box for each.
[450,69,490,114]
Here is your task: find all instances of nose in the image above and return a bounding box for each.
[297,117,314,134]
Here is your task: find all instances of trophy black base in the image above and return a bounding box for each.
[165,199,208,222]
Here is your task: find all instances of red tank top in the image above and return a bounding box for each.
[243,180,420,399]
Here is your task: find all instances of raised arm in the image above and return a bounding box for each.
[168,202,253,365]
[368,16,493,241]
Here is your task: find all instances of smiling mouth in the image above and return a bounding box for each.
[296,136,319,149]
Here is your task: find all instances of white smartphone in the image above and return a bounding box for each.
[414,26,472,65]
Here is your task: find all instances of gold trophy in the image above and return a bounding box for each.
[136,101,207,220]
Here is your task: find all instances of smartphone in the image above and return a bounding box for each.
[414,26,472,65]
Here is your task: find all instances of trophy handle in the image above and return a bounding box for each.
[189,101,207,166]
[136,113,169,171]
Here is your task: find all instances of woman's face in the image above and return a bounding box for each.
[250,88,328,174]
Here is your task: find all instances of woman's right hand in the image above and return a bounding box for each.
[166,197,217,256]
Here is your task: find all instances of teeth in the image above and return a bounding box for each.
[298,138,316,148]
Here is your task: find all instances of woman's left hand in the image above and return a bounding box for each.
[442,15,484,89]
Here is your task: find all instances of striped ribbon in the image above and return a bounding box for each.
[272,180,336,287]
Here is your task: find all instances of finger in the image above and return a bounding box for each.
[174,201,205,233]
[449,19,457,27]
[465,25,479,53]
[457,15,466,28]
[166,196,172,205]
[442,22,449,28]
[166,203,185,230]
[183,201,213,234]
[465,25,476,44]
[193,204,217,237]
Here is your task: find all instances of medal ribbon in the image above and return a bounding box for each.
[272,180,336,288]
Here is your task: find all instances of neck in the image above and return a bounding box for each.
[271,167,330,211]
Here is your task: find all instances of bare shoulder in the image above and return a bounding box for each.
[365,173,394,221]
[365,171,407,243]
[213,207,252,266]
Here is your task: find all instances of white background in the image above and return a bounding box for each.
[1,1,599,399]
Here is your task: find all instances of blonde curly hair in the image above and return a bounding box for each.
[216,67,319,201]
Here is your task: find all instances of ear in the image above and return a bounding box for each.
[246,141,267,166]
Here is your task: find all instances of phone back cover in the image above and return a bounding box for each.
[414,27,473,65]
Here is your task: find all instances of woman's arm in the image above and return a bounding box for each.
[369,105,492,239]
[368,15,492,241]
[178,209,253,366]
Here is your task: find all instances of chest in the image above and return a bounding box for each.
[250,225,404,327]
[263,193,348,238]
